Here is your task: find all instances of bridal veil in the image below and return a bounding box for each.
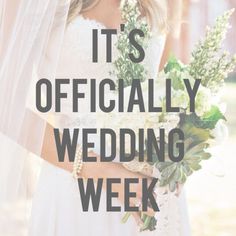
[0,0,71,234]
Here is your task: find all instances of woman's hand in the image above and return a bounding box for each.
[81,159,156,226]
[113,166,156,226]
[41,125,157,227]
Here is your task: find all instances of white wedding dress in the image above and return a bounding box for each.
[29,16,190,236]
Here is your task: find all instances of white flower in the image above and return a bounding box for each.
[211,120,228,144]
[195,85,212,117]
[172,89,189,109]
[159,113,180,133]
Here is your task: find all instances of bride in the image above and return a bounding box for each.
[0,0,190,235]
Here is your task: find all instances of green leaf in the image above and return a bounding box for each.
[201,105,226,129]
[169,70,185,90]
[179,172,187,184]
[181,106,226,131]
[164,55,184,73]
[190,162,202,171]
[121,212,131,223]
[172,167,182,182]
[156,161,173,172]
[185,142,209,157]
[169,181,177,192]
[182,163,193,176]
[182,123,211,143]
[201,152,212,160]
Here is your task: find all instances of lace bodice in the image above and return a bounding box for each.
[56,15,166,80]
[54,15,165,121]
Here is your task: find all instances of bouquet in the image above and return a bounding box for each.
[100,0,236,232]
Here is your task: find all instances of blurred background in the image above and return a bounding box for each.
[165,0,236,235]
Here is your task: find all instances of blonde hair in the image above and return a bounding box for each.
[67,0,168,31]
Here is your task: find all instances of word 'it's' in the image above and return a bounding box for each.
[92,24,145,63]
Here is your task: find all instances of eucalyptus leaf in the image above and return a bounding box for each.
[190,162,202,171]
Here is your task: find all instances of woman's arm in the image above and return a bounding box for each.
[41,122,155,224]
[41,123,73,172]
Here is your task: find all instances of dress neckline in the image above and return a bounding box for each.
[76,15,109,29]
[75,15,126,31]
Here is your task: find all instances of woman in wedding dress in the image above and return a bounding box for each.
[0,0,190,235]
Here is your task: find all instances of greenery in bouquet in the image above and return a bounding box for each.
[156,9,236,192]
[189,9,236,91]
[112,0,151,87]
[113,0,236,232]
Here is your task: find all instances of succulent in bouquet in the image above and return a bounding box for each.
[156,9,236,192]
[113,1,236,232]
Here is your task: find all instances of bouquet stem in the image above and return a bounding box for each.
[121,212,131,223]
[140,215,152,231]
[122,212,157,232]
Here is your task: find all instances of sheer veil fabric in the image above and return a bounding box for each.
[0,0,71,234]
[0,1,191,235]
